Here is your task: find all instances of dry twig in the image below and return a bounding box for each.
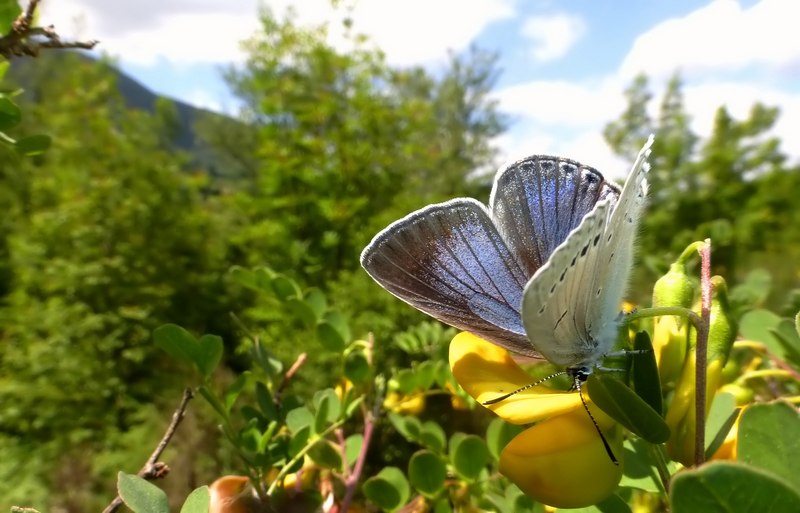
[101,388,195,513]
[0,0,99,59]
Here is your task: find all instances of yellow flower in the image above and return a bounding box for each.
[450,332,623,508]
[383,390,426,415]
[709,404,744,461]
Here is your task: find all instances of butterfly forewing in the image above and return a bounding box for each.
[520,200,613,367]
[360,198,538,357]
[490,156,620,277]
[586,137,653,346]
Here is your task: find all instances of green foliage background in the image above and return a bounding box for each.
[0,2,798,512]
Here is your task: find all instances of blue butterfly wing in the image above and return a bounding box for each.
[489,156,620,277]
[360,198,538,357]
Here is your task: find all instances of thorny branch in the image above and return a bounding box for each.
[101,388,195,513]
[0,0,99,59]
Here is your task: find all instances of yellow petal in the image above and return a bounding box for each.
[499,408,623,508]
[449,332,583,423]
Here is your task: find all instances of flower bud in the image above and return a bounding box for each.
[651,254,696,387]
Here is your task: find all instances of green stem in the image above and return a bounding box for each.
[266,418,347,496]
[624,306,702,331]
[677,241,707,264]
[649,443,672,495]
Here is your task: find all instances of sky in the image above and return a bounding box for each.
[39,0,800,179]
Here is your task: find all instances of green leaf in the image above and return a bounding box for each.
[418,421,446,453]
[196,334,223,377]
[344,349,370,384]
[154,324,198,366]
[0,95,21,130]
[415,361,436,390]
[15,134,51,156]
[345,434,363,466]
[394,369,419,394]
[198,385,227,419]
[304,287,327,319]
[308,439,342,469]
[564,492,632,512]
[180,486,210,513]
[323,310,351,343]
[286,407,314,434]
[314,389,341,421]
[450,434,489,481]
[388,413,421,443]
[737,401,800,490]
[408,450,446,497]
[670,461,800,513]
[486,418,524,462]
[317,321,346,352]
[770,319,800,366]
[739,309,785,358]
[619,438,666,493]
[271,275,300,300]
[289,425,311,457]
[286,297,317,326]
[730,268,771,307]
[704,392,738,460]
[255,381,278,421]
[117,472,170,513]
[0,1,21,32]
[588,374,670,443]
[251,341,283,379]
[224,371,250,412]
[363,467,410,512]
[631,331,662,415]
[795,310,800,338]
[314,391,331,433]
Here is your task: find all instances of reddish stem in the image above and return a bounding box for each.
[694,240,712,467]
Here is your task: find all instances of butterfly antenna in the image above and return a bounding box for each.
[574,377,619,465]
[482,371,566,405]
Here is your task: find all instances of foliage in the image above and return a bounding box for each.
[199,7,505,286]
[1,1,800,511]
[604,73,800,307]
[0,54,233,510]
[139,241,800,513]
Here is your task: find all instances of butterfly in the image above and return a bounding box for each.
[361,136,653,379]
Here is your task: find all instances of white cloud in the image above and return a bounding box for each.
[39,0,515,67]
[493,77,625,128]
[493,0,800,173]
[521,13,586,63]
[620,0,800,80]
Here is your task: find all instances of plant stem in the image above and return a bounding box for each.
[624,306,702,330]
[694,239,712,467]
[266,419,346,496]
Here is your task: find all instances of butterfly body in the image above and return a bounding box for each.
[361,137,654,371]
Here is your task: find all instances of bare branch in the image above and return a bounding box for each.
[102,388,195,513]
[0,1,99,59]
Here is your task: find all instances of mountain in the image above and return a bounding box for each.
[7,51,232,171]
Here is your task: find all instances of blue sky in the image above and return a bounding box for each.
[41,0,799,178]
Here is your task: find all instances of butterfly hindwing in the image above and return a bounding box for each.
[360,198,539,357]
[490,156,620,277]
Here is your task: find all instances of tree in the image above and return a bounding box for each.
[605,74,800,303]
[0,54,232,509]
